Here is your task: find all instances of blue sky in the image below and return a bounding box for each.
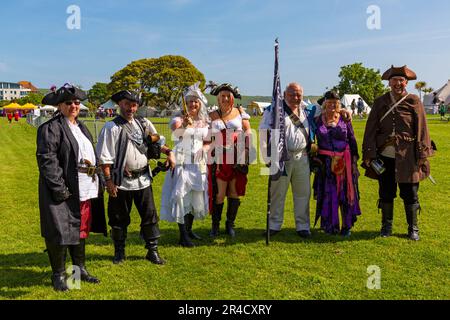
[1,0,449,95]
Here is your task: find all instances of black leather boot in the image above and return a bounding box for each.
[111,227,127,264]
[225,198,240,237]
[45,240,69,292]
[405,203,420,241]
[178,223,194,247]
[210,203,224,238]
[185,213,202,240]
[69,239,100,284]
[145,239,166,265]
[379,201,394,237]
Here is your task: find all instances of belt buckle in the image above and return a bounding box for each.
[130,169,142,179]
[87,166,96,177]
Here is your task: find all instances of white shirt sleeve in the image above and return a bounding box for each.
[96,121,119,165]
[144,118,157,135]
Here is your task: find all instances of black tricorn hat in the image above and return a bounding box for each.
[210,83,242,99]
[317,91,340,106]
[111,90,142,105]
[42,84,87,106]
[382,65,417,81]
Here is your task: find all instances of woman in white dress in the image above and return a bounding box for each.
[160,83,210,247]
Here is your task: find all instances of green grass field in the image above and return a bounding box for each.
[0,116,448,300]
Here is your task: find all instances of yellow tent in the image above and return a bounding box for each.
[3,103,22,110]
[19,103,37,110]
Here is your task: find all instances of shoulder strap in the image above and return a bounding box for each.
[380,94,410,123]
[216,108,228,130]
[284,103,311,148]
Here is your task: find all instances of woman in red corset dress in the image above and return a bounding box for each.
[208,83,252,238]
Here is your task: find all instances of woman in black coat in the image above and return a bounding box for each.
[36,84,105,291]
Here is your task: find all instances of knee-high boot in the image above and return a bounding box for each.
[405,203,420,241]
[144,239,166,265]
[69,239,100,284]
[379,201,394,237]
[111,227,127,264]
[178,223,194,247]
[225,198,241,237]
[185,213,202,240]
[142,224,165,265]
[210,203,224,238]
[45,240,69,292]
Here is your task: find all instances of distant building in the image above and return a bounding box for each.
[18,81,39,93]
[0,81,32,101]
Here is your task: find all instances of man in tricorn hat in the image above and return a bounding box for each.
[96,90,175,264]
[362,66,434,240]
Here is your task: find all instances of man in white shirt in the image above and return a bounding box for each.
[97,90,175,265]
[260,83,321,238]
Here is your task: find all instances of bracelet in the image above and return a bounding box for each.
[165,149,173,156]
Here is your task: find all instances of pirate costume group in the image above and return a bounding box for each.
[36,64,433,291]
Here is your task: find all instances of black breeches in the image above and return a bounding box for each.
[107,185,159,230]
[378,156,419,205]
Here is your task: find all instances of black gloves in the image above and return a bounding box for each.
[52,188,72,203]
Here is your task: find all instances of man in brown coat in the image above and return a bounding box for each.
[362,65,434,241]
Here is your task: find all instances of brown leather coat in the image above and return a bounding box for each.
[362,92,434,183]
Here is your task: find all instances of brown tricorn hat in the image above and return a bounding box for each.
[382,65,417,81]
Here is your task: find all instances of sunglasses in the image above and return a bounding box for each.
[64,101,81,106]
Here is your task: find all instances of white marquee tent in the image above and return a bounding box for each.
[101,99,118,110]
[423,80,450,106]
[40,105,57,112]
[340,94,371,113]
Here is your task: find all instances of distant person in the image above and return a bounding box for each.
[350,99,356,116]
[439,101,447,120]
[14,111,19,121]
[36,84,105,291]
[7,112,13,123]
[362,65,434,241]
[357,98,364,119]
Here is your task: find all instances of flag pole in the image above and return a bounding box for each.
[266,136,271,246]
[266,38,280,246]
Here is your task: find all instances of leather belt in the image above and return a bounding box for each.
[124,166,149,179]
[78,166,101,177]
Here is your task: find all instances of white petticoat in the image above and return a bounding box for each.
[160,163,209,224]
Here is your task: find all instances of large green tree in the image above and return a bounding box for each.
[17,93,44,105]
[108,55,205,109]
[333,63,388,105]
[88,82,109,106]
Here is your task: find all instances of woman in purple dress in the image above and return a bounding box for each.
[313,91,361,236]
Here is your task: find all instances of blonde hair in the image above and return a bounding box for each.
[322,99,341,113]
